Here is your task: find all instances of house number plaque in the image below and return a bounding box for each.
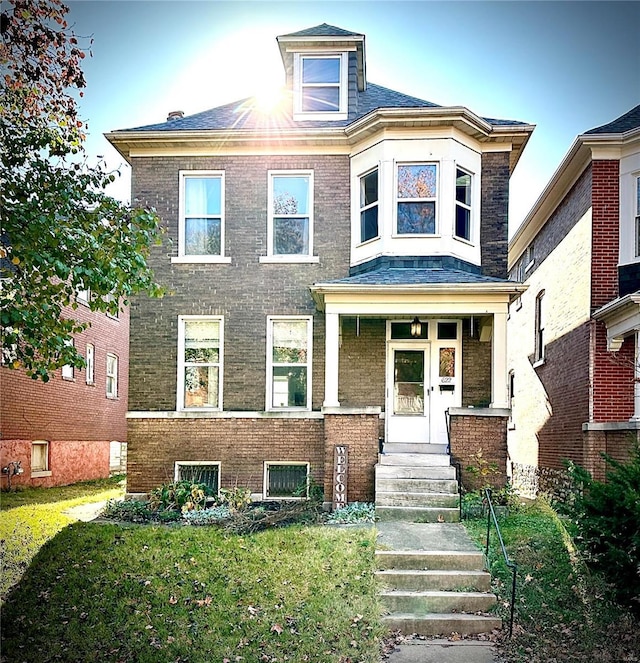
[333,445,348,510]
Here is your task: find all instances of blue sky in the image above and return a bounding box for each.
[66,0,639,236]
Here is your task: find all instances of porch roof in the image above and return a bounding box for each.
[311,267,526,312]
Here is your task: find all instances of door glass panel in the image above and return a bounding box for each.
[394,350,424,415]
[439,347,455,377]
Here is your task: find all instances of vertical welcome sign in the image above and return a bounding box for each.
[333,445,348,509]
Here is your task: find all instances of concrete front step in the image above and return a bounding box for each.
[375,477,459,494]
[376,491,460,508]
[382,612,502,637]
[376,550,485,571]
[378,453,450,467]
[376,568,492,592]
[382,443,448,455]
[375,506,460,522]
[375,464,457,480]
[381,589,497,614]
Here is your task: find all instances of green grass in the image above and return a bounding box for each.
[464,499,640,663]
[0,476,125,599]
[1,523,384,663]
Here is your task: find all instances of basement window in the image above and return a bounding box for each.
[175,461,220,494]
[264,462,309,499]
[31,440,51,477]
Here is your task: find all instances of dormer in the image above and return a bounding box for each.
[276,23,365,121]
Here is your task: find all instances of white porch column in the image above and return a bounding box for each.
[323,311,340,408]
[491,311,509,409]
[633,331,640,421]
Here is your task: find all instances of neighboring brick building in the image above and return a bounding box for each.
[106,24,533,503]
[1,298,129,488]
[507,104,640,495]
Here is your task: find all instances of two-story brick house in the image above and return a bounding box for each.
[507,104,640,496]
[1,297,128,488]
[106,24,533,506]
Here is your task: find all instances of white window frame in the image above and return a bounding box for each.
[263,461,310,500]
[263,170,317,263]
[359,167,379,244]
[394,162,439,236]
[173,171,230,264]
[635,175,640,258]
[31,440,51,477]
[266,316,312,411]
[534,290,545,364]
[524,243,535,272]
[177,315,224,411]
[174,461,221,494]
[85,343,95,385]
[61,339,74,380]
[454,167,473,243]
[293,52,348,121]
[106,353,118,398]
[76,286,90,306]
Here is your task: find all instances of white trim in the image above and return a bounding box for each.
[106,353,118,399]
[171,256,232,264]
[85,343,95,385]
[127,410,324,419]
[263,461,310,500]
[266,315,313,411]
[267,170,315,258]
[453,166,473,242]
[177,315,224,411]
[178,170,226,259]
[358,166,380,244]
[31,440,49,475]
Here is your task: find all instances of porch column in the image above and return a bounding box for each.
[491,311,509,409]
[323,312,340,408]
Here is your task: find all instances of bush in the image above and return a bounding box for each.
[327,502,376,524]
[148,480,213,512]
[564,444,640,612]
[182,505,232,526]
[101,499,181,523]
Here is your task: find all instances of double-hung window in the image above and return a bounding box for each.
[534,290,545,363]
[294,53,347,119]
[106,353,118,398]
[178,316,223,410]
[454,168,472,241]
[396,163,437,235]
[268,172,313,258]
[61,339,74,380]
[360,168,379,243]
[85,343,95,385]
[178,172,226,260]
[267,317,312,410]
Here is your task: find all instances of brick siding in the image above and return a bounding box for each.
[480,151,510,278]
[461,319,492,407]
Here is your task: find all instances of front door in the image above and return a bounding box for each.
[386,343,430,443]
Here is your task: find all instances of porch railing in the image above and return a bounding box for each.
[484,488,517,638]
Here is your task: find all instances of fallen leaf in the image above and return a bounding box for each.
[271,623,283,635]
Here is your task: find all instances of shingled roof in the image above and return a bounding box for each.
[583,104,640,135]
[319,267,510,287]
[277,23,363,38]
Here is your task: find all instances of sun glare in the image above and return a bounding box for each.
[254,85,287,114]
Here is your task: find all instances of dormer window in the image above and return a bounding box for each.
[293,53,348,120]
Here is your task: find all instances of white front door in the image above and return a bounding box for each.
[386,343,430,443]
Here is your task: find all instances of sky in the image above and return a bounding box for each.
[65,0,640,237]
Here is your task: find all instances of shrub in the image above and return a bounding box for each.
[148,480,213,512]
[182,505,232,526]
[564,443,640,612]
[217,486,251,511]
[101,499,181,523]
[327,502,376,524]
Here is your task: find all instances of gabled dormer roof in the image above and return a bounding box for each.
[583,104,640,135]
[278,23,363,39]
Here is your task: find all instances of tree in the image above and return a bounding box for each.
[0,0,164,381]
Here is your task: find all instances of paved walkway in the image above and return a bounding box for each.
[377,522,499,663]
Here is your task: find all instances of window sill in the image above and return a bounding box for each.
[533,358,545,368]
[524,260,535,273]
[62,376,75,382]
[356,236,381,248]
[391,233,441,239]
[171,256,232,264]
[453,235,474,247]
[31,470,52,478]
[259,256,319,264]
[107,395,119,400]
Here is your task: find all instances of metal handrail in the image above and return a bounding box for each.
[484,488,517,638]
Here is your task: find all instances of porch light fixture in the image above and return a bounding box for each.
[410,317,422,338]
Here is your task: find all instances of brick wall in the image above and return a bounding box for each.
[0,439,111,489]
[461,319,491,407]
[480,151,510,278]
[129,154,350,412]
[126,416,325,495]
[323,413,379,503]
[449,412,508,491]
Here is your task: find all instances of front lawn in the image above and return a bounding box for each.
[1,522,383,663]
[0,476,125,600]
[465,499,640,662]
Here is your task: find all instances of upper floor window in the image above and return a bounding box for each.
[454,168,472,241]
[294,53,348,119]
[267,316,312,410]
[360,169,379,243]
[534,290,545,363]
[178,316,223,410]
[268,172,313,257]
[85,343,94,385]
[61,339,74,380]
[635,176,640,258]
[396,164,437,235]
[179,172,225,258]
[76,286,90,305]
[106,353,118,398]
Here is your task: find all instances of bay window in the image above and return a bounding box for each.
[360,168,379,243]
[396,163,437,235]
[454,168,472,241]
